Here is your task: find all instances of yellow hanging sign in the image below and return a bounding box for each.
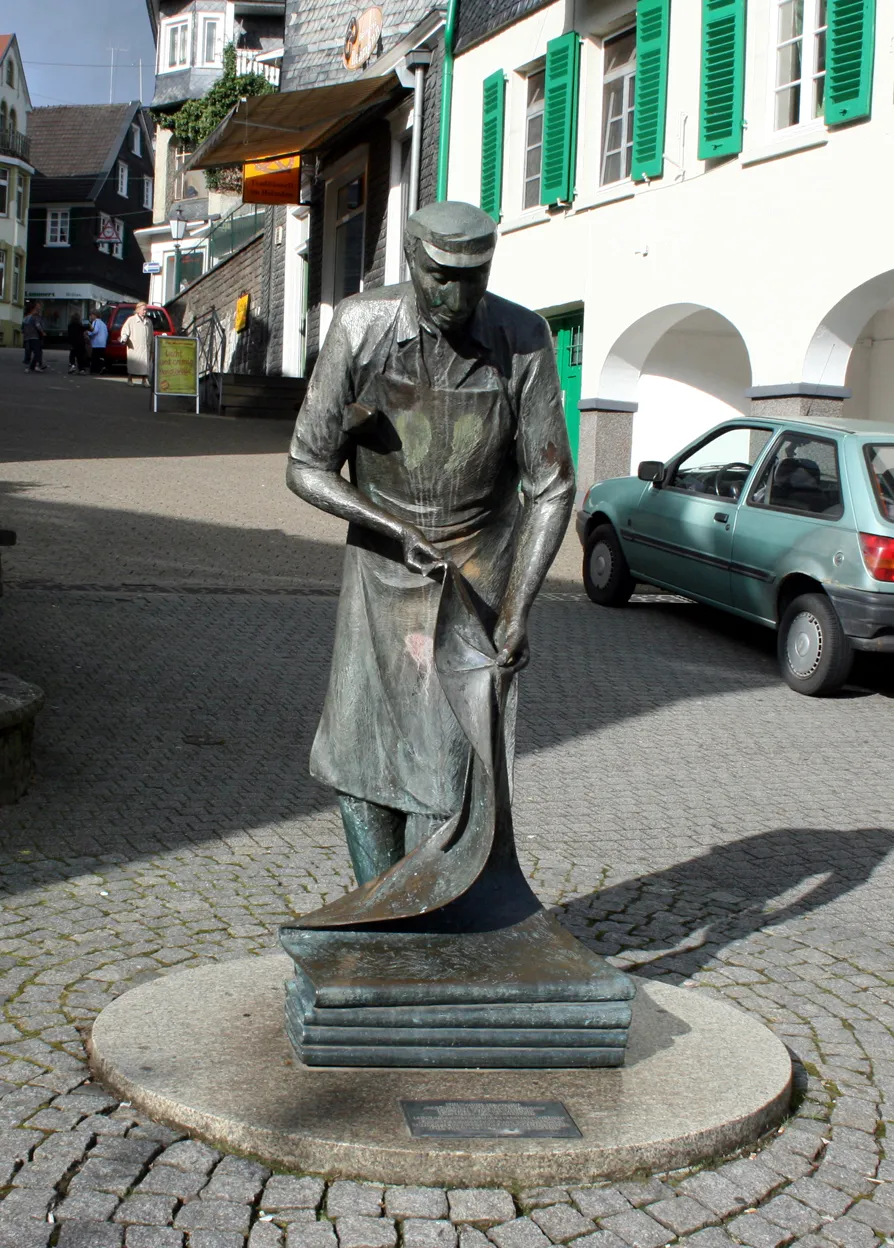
[242,153,301,205]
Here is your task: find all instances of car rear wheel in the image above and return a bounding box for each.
[777,591,853,696]
[583,524,635,607]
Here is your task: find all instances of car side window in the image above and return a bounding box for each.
[666,427,773,500]
[748,433,843,520]
[147,309,167,330]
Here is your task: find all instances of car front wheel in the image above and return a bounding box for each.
[583,524,635,607]
[777,591,853,696]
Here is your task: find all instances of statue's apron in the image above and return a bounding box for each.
[310,331,520,817]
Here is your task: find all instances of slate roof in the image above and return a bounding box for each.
[28,102,145,205]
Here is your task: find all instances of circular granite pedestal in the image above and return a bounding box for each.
[89,955,791,1186]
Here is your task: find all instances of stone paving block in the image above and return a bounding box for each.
[644,1196,715,1236]
[155,1140,221,1173]
[335,1216,397,1248]
[683,1231,740,1248]
[326,1184,384,1219]
[173,1201,252,1234]
[114,1195,178,1225]
[262,1178,325,1212]
[136,1166,208,1200]
[677,1173,749,1218]
[486,1218,552,1248]
[448,1192,516,1228]
[518,1192,570,1214]
[717,1160,785,1206]
[68,1156,144,1195]
[846,1200,894,1235]
[216,1158,271,1186]
[819,1218,883,1248]
[286,1225,337,1248]
[383,1187,448,1220]
[613,1184,673,1211]
[0,1223,53,1248]
[0,1186,55,1220]
[530,1204,595,1243]
[564,1233,628,1248]
[458,1231,491,1248]
[401,1219,458,1248]
[567,1191,631,1221]
[595,1211,673,1248]
[124,1229,184,1248]
[55,1188,121,1222]
[186,1233,247,1248]
[759,1193,824,1235]
[249,1225,285,1248]
[93,1138,162,1166]
[823,1145,878,1175]
[56,1223,125,1248]
[203,1171,268,1204]
[786,1177,853,1218]
[724,1212,792,1248]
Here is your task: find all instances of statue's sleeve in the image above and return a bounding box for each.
[289,306,356,472]
[515,319,576,508]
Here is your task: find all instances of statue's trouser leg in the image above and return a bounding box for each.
[405,812,448,852]
[337,793,405,885]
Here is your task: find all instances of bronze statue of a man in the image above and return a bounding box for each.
[287,200,574,886]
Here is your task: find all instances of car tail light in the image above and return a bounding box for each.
[859,532,894,582]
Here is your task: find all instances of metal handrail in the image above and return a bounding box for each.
[184,307,226,412]
[206,202,265,269]
[0,128,30,162]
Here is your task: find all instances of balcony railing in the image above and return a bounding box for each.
[0,128,30,162]
[235,51,281,86]
[207,202,266,269]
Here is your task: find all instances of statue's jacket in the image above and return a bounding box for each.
[289,284,574,818]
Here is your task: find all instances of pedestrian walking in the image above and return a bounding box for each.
[119,303,154,388]
[87,310,108,374]
[67,312,89,374]
[22,302,48,372]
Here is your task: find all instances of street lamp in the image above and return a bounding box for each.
[169,206,187,297]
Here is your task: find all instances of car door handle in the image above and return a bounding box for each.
[714,512,729,523]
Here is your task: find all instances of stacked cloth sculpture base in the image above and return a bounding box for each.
[281,567,635,1069]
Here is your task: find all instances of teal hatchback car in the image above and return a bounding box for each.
[577,416,894,695]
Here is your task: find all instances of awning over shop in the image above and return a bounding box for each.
[186,73,403,171]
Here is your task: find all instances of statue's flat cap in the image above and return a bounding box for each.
[406,200,496,268]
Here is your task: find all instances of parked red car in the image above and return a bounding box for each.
[97,303,177,370]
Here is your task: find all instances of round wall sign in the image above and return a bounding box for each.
[343,6,383,69]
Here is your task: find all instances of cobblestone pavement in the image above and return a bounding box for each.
[0,348,893,1248]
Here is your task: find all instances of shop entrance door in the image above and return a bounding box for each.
[550,312,583,464]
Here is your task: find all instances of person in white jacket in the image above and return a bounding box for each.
[119,303,154,388]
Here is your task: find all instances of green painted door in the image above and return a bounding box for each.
[550,313,583,464]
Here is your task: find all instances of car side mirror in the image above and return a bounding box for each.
[638,460,665,485]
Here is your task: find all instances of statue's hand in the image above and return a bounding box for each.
[401,526,444,576]
[494,612,530,671]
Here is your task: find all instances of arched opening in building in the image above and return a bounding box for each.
[599,304,753,471]
[804,272,894,423]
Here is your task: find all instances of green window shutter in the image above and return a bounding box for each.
[541,31,580,205]
[826,0,875,126]
[632,0,671,181]
[480,70,506,221]
[698,0,746,159]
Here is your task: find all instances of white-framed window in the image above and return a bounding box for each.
[6,59,13,89]
[112,219,124,260]
[523,66,546,210]
[12,251,22,304]
[0,169,8,217]
[46,209,70,245]
[15,171,25,222]
[131,122,141,156]
[321,150,368,343]
[143,176,154,210]
[163,18,191,71]
[601,28,636,185]
[0,249,6,300]
[117,160,128,197]
[200,17,222,66]
[774,0,827,130]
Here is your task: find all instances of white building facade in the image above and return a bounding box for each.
[445,0,891,487]
[0,35,32,348]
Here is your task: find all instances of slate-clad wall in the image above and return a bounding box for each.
[281,0,426,90]
[455,0,554,52]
